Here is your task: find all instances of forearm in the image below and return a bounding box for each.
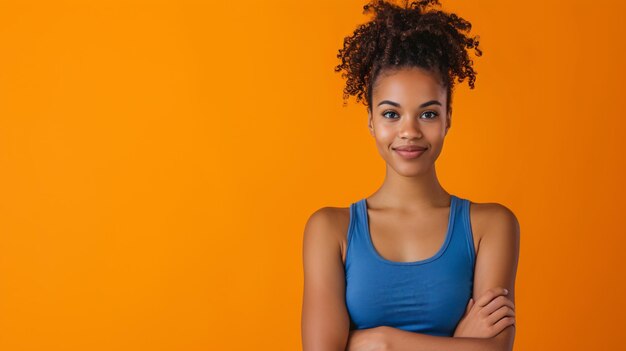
[383,325,515,351]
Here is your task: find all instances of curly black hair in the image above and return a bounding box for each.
[334,0,482,114]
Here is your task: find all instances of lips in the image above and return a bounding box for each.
[393,145,428,159]
[393,145,428,151]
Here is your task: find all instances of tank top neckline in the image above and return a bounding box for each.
[358,194,458,266]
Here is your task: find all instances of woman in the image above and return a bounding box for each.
[302,1,520,350]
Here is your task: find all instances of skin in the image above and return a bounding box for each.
[301,66,520,351]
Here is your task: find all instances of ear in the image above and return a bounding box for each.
[368,108,375,136]
[444,108,452,136]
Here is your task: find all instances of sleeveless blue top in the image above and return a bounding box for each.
[344,194,476,336]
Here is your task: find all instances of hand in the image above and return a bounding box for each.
[346,326,388,351]
[453,287,515,338]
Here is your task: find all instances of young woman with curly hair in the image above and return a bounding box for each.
[302,1,520,350]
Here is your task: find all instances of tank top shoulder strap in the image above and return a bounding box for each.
[456,196,477,267]
[344,199,367,271]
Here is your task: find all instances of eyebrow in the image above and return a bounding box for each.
[377,99,442,108]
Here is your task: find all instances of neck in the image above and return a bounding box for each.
[368,163,450,210]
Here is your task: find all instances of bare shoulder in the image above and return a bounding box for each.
[301,206,352,348]
[304,206,350,238]
[303,206,351,264]
[469,199,521,310]
[469,200,520,249]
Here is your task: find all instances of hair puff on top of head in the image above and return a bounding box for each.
[334,0,482,111]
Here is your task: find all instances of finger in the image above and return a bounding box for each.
[491,316,515,335]
[487,305,515,325]
[475,287,509,308]
[482,295,515,315]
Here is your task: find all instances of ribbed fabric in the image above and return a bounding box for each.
[344,194,476,336]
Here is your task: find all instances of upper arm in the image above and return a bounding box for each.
[472,203,521,350]
[301,207,350,351]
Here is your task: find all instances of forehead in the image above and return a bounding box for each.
[372,67,445,106]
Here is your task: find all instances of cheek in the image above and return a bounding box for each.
[423,124,446,142]
[374,124,395,142]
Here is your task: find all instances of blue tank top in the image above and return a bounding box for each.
[344,194,476,336]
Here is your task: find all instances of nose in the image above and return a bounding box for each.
[399,116,423,139]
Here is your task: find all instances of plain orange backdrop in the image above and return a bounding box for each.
[1,0,625,350]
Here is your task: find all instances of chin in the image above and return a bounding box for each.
[389,163,432,177]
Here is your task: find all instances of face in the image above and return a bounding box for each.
[367,66,451,177]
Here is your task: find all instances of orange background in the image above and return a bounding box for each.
[1,0,625,350]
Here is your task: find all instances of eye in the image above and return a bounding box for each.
[382,110,400,119]
[421,111,439,119]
